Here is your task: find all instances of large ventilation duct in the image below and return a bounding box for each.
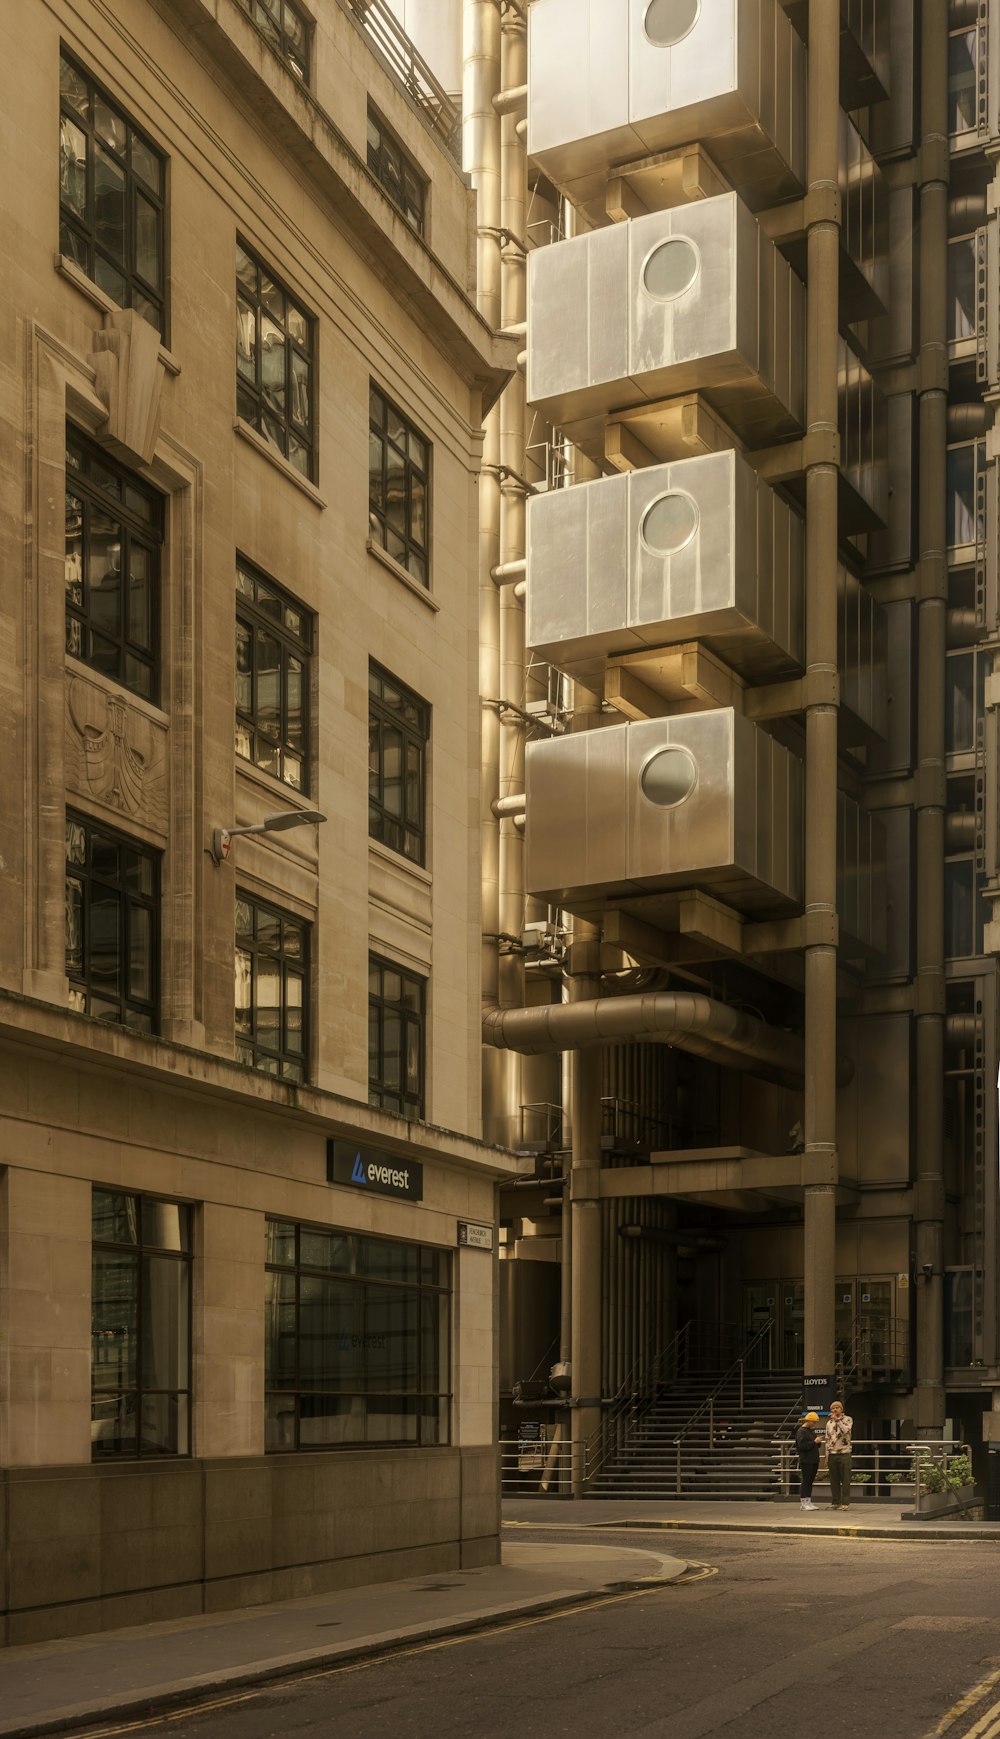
[482,990,812,1090]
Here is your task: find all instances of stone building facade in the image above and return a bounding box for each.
[0,0,514,1643]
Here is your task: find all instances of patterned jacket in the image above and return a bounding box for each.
[825,1414,853,1454]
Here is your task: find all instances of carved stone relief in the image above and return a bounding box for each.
[66,673,168,834]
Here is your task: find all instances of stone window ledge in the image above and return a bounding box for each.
[369,835,433,886]
[366,538,439,611]
[55,254,181,376]
[234,418,326,507]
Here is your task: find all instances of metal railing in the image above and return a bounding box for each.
[501,1431,573,1496]
[338,0,462,160]
[773,1437,974,1505]
[670,1318,776,1493]
[584,1322,696,1486]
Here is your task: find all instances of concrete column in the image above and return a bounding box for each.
[802,0,841,1378]
[914,0,949,1438]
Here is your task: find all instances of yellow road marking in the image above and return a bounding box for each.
[920,1665,1000,1738]
[75,1571,716,1738]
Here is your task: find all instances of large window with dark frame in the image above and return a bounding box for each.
[92,1188,192,1458]
[264,1220,451,1450]
[238,0,310,79]
[59,51,166,334]
[236,240,315,480]
[236,560,312,792]
[366,108,426,234]
[368,663,429,864]
[66,812,159,1033]
[235,894,309,1081]
[368,385,430,586]
[65,428,163,703]
[368,955,425,1118]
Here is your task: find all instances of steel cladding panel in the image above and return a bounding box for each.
[527,0,631,161]
[524,712,803,906]
[525,450,805,675]
[628,0,736,119]
[625,712,735,886]
[527,194,805,439]
[528,0,804,210]
[628,201,738,380]
[525,727,627,897]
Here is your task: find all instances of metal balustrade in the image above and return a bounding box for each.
[338,0,461,161]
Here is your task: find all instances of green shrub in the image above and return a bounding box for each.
[946,1453,973,1491]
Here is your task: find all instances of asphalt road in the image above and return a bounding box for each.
[68,1526,1000,1739]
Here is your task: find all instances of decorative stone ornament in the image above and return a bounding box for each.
[67,674,166,827]
[88,308,164,465]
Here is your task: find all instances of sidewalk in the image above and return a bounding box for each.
[503,1496,1000,1541]
[0,1538,688,1739]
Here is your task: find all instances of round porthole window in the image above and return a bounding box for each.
[640,491,699,555]
[642,237,700,301]
[644,0,700,48]
[640,745,698,809]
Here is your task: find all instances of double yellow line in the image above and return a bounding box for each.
[80,1567,717,1739]
[923,1665,1000,1739]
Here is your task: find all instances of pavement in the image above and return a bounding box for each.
[503,1494,1000,1542]
[0,1537,688,1739]
[6,1496,1000,1739]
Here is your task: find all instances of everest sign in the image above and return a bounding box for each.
[327,1138,423,1201]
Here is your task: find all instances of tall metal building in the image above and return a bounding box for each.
[465,0,1000,1492]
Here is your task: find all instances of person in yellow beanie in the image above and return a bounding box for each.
[795,1411,821,1511]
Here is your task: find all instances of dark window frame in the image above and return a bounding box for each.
[238,0,310,80]
[91,1187,193,1460]
[66,810,160,1033]
[264,1219,451,1452]
[368,662,429,865]
[235,891,310,1082]
[366,107,427,234]
[368,384,431,586]
[65,427,164,703]
[236,558,313,793]
[368,953,426,1119]
[236,238,316,481]
[59,48,167,335]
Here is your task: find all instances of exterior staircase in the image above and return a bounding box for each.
[588,1368,803,1500]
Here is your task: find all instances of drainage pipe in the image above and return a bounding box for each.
[802,0,842,1381]
[482,991,816,1091]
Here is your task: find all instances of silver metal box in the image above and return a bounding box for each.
[527,0,806,217]
[525,710,803,914]
[527,193,806,451]
[526,449,804,685]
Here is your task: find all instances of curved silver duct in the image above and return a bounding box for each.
[482,991,815,1090]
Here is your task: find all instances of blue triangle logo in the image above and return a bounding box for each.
[351,1153,367,1184]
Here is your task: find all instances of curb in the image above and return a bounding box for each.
[0,1553,689,1739]
[582,1518,1000,1544]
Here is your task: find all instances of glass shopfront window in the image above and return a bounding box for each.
[91,1189,192,1457]
[264,1221,451,1451]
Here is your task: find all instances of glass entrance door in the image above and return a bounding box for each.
[743,1283,776,1369]
[781,1282,804,1369]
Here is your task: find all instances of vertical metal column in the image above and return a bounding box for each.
[915,0,949,1437]
[802,0,841,1378]
[465,0,513,1145]
[569,941,603,1496]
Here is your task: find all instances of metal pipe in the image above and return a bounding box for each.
[491,558,526,582]
[802,0,841,1380]
[482,990,825,1090]
[915,0,949,1440]
[491,793,525,818]
[493,82,528,115]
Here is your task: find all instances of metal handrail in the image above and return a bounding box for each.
[339,0,462,160]
[584,1322,692,1484]
[671,1317,776,1490]
[772,1436,973,1504]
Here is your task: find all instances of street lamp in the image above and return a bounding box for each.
[211,809,326,864]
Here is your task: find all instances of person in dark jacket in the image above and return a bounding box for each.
[795,1411,821,1510]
